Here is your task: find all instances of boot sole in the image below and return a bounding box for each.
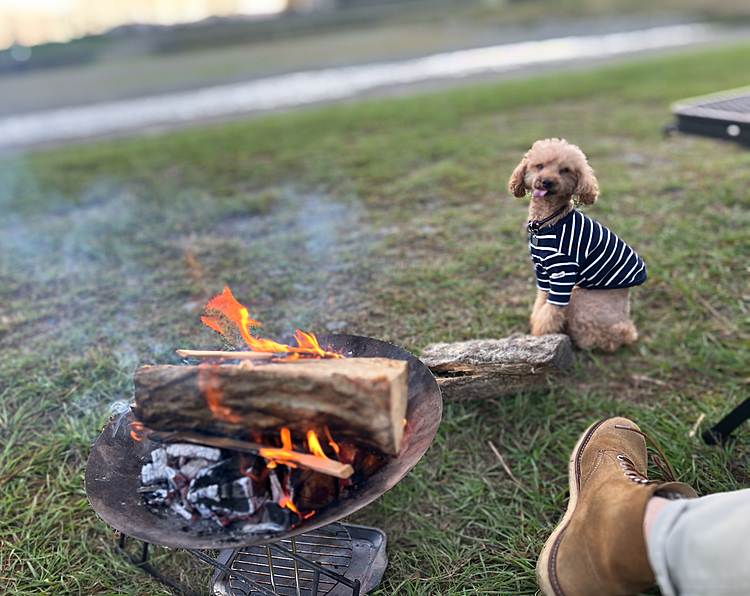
[535,417,612,596]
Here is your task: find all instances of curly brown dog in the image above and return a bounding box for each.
[509,138,646,351]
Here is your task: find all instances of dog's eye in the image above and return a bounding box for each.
[535,163,544,169]
[560,167,570,174]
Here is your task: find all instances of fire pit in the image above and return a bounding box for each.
[85,334,442,551]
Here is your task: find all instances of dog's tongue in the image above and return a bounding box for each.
[533,189,548,198]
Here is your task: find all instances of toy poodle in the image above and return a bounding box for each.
[508,138,646,351]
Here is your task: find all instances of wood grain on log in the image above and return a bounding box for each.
[133,357,408,456]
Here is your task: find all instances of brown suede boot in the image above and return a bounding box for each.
[536,417,698,596]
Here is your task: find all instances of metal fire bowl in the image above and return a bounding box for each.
[85,335,442,549]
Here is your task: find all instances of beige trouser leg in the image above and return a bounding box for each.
[647,488,750,596]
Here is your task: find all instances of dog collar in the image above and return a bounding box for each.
[527,205,569,235]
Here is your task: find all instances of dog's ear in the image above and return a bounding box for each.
[508,159,529,198]
[574,165,599,205]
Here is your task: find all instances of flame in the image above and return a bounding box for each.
[323,427,340,455]
[201,286,340,359]
[278,491,299,514]
[201,285,260,344]
[260,427,298,470]
[128,420,146,441]
[280,427,292,451]
[306,429,327,458]
[293,330,334,358]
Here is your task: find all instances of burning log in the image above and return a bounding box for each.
[420,334,573,401]
[132,357,409,457]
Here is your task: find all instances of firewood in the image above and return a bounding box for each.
[421,334,573,401]
[132,357,409,456]
[420,333,573,374]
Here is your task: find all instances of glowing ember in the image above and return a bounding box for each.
[201,286,340,359]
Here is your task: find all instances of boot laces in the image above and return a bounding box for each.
[614,424,678,484]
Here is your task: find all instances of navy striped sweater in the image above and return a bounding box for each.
[529,209,646,306]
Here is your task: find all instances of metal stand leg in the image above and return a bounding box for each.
[703,396,750,445]
[116,533,199,596]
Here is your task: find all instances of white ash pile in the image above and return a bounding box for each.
[139,443,299,531]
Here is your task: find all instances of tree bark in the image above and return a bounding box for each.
[420,333,573,374]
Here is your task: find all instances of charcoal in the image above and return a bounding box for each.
[171,502,195,521]
[142,487,170,503]
[188,484,220,503]
[267,468,285,503]
[141,448,169,484]
[166,443,221,461]
[139,440,338,531]
[265,502,300,528]
[191,457,239,485]
[290,468,338,513]
[180,457,214,480]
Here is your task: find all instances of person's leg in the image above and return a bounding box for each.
[643,495,671,538]
[646,488,750,596]
[536,417,697,596]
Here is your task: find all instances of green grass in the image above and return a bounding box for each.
[1,40,749,595]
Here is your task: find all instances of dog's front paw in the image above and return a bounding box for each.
[530,302,566,335]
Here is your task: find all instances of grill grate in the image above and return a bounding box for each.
[210,522,387,596]
[229,525,353,596]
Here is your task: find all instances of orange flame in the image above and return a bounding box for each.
[323,427,340,455]
[245,428,330,519]
[278,491,300,514]
[201,285,260,344]
[128,421,146,441]
[201,286,340,359]
[260,427,298,470]
[280,427,292,451]
[306,429,327,458]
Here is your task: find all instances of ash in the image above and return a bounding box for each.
[140,443,297,531]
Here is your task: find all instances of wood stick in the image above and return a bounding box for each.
[147,429,354,479]
[176,349,277,360]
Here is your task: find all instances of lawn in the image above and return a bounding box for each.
[1,40,749,595]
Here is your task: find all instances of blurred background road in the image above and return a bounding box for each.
[1,0,750,151]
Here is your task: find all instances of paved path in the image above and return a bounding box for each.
[0,23,744,152]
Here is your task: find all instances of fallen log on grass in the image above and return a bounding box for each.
[420,334,573,401]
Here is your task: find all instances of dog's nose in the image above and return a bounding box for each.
[541,178,554,190]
